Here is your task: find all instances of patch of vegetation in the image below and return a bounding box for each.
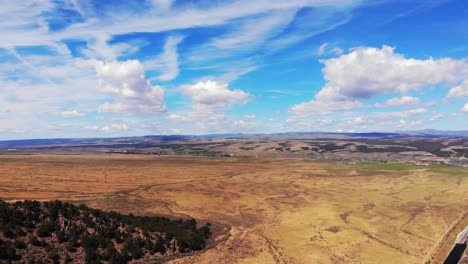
[325,226,341,233]
[320,143,347,151]
[359,162,468,175]
[278,142,291,147]
[358,163,422,172]
[240,146,255,150]
[0,200,211,263]
[426,166,468,176]
[353,145,415,153]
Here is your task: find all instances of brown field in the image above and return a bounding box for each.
[0,154,467,263]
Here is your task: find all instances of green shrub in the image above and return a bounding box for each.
[65,242,76,252]
[0,241,19,260]
[14,239,27,249]
[37,221,56,237]
[56,230,67,243]
[84,247,101,263]
[29,235,41,246]
[64,253,72,263]
[47,250,60,261]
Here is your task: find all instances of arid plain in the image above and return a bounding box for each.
[0,154,466,263]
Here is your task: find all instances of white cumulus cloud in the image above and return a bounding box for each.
[60,110,84,118]
[430,113,444,121]
[290,99,362,116]
[462,103,468,113]
[350,116,364,125]
[291,45,468,117]
[316,45,468,101]
[84,123,129,133]
[375,96,420,107]
[181,80,251,111]
[448,79,468,97]
[398,119,423,129]
[389,108,428,118]
[77,59,166,115]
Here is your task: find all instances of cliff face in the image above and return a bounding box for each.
[0,200,211,263]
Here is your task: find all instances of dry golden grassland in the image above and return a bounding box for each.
[0,154,466,263]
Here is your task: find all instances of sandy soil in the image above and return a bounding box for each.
[0,154,466,263]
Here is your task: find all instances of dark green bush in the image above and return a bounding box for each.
[14,239,27,249]
[0,199,212,261]
[47,250,60,261]
[29,235,41,246]
[37,221,55,237]
[0,241,19,260]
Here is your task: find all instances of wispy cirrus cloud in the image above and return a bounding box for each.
[145,35,184,81]
[210,11,296,51]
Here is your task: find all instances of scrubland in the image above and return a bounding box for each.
[0,154,466,263]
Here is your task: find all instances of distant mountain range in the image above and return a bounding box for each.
[1,130,467,148]
[398,129,468,137]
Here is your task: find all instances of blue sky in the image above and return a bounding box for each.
[0,0,467,139]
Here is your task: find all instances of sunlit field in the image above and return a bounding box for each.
[0,154,466,264]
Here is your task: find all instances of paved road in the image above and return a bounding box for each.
[443,244,467,264]
[443,227,468,264]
